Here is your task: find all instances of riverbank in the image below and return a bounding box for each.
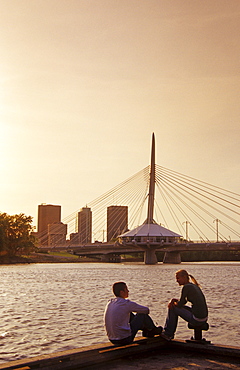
[0,252,143,264]
[1,251,239,265]
[0,252,99,264]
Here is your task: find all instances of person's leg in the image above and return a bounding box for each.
[163,305,194,338]
[130,313,157,339]
[174,305,205,327]
[162,306,178,338]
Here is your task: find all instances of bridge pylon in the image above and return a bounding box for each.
[118,133,182,264]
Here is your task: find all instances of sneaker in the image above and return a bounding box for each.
[142,326,163,338]
[142,329,154,338]
[152,326,163,336]
[161,332,173,341]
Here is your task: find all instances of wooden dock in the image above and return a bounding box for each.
[0,336,239,370]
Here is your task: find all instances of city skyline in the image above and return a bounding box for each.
[1,1,240,228]
[36,203,130,245]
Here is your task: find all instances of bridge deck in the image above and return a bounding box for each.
[67,241,240,256]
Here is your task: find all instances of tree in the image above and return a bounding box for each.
[0,213,36,256]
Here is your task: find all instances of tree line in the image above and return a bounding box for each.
[156,250,240,262]
[0,212,36,257]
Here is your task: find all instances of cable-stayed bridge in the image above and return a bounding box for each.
[65,164,240,243]
[68,240,240,264]
[39,133,240,264]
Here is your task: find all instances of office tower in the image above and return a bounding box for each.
[37,204,61,245]
[77,207,92,244]
[48,222,67,247]
[69,233,80,244]
[107,206,128,242]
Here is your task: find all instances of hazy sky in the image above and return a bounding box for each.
[1,0,240,228]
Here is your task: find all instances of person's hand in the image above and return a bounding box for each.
[168,298,178,309]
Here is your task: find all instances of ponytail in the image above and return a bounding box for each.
[189,274,200,287]
[176,269,201,287]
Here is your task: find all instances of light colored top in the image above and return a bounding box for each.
[104,297,149,340]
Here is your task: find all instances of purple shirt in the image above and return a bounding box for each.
[104,297,149,340]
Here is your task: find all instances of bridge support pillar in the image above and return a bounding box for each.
[163,251,181,264]
[144,249,158,265]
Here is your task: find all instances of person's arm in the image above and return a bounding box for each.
[127,300,149,314]
[176,285,187,308]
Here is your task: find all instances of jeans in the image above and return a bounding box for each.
[110,312,156,346]
[163,305,206,338]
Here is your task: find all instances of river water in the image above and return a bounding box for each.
[0,262,239,363]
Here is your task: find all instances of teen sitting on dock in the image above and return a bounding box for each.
[104,281,162,346]
[161,269,208,341]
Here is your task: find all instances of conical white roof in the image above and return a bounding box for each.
[119,223,181,238]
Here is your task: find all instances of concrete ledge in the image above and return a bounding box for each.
[0,337,166,370]
[0,337,239,370]
[170,339,240,358]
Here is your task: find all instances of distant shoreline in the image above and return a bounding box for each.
[0,253,94,265]
[0,252,239,265]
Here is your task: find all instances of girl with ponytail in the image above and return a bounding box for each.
[161,269,208,341]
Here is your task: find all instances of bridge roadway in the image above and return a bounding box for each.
[67,241,240,257]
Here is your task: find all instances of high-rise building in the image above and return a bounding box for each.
[107,206,128,242]
[48,222,67,247]
[77,207,92,244]
[69,233,80,244]
[37,204,61,245]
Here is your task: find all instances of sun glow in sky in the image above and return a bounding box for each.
[1,0,240,228]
